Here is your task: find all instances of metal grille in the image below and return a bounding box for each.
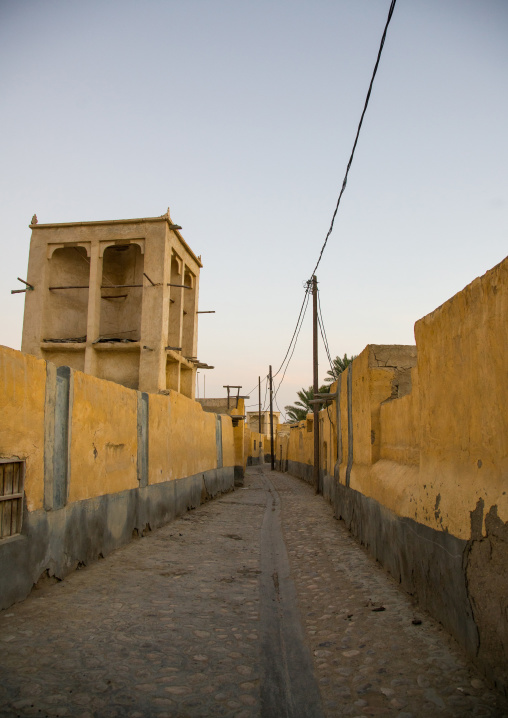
[0,460,24,538]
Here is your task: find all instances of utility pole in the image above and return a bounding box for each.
[269,365,275,470]
[258,376,262,435]
[312,275,320,494]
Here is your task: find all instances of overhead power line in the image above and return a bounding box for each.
[249,1,397,417]
[273,285,312,401]
[247,282,311,416]
[246,375,267,399]
[317,289,335,375]
[310,0,397,277]
[273,283,311,380]
[274,395,287,424]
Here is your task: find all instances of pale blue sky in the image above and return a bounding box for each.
[1,0,507,415]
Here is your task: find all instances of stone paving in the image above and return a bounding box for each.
[0,466,507,718]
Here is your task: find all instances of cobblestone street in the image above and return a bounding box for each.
[1,466,507,718]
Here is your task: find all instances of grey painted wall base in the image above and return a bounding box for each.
[333,480,478,663]
[0,466,234,611]
[247,456,262,467]
[287,460,313,485]
[286,460,335,501]
[234,465,244,486]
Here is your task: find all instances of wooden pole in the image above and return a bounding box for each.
[269,365,275,470]
[312,275,320,494]
[258,376,262,434]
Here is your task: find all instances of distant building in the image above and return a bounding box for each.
[246,410,280,437]
[21,209,211,397]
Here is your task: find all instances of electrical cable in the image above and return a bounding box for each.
[317,298,332,367]
[310,0,397,277]
[273,282,311,379]
[274,394,287,423]
[246,375,267,399]
[273,288,311,401]
[248,285,311,417]
[245,283,309,417]
[317,292,332,364]
[317,290,335,375]
[318,313,333,376]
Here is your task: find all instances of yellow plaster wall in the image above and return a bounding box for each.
[221,416,235,468]
[149,392,219,484]
[286,401,336,478]
[69,372,138,501]
[336,371,349,483]
[275,431,290,467]
[0,342,235,512]
[350,350,372,466]
[233,423,245,468]
[315,382,338,475]
[245,428,264,464]
[231,400,246,470]
[415,257,508,537]
[147,393,172,484]
[380,368,420,466]
[286,374,433,530]
[244,426,251,465]
[350,348,403,467]
[286,255,508,541]
[0,346,46,511]
[288,418,314,468]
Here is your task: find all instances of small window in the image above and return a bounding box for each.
[0,460,24,539]
[254,440,257,450]
[306,417,313,433]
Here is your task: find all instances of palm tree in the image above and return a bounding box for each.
[285,384,330,423]
[324,353,356,383]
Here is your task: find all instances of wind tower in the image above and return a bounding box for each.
[21,208,208,398]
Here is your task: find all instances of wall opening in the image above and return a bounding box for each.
[167,254,182,349]
[182,268,196,357]
[44,247,89,341]
[100,244,143,341]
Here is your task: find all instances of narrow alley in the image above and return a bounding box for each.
[0,467,506,718]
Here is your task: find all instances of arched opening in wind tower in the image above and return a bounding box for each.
[44,246,90,342]
[99,244,143,341]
